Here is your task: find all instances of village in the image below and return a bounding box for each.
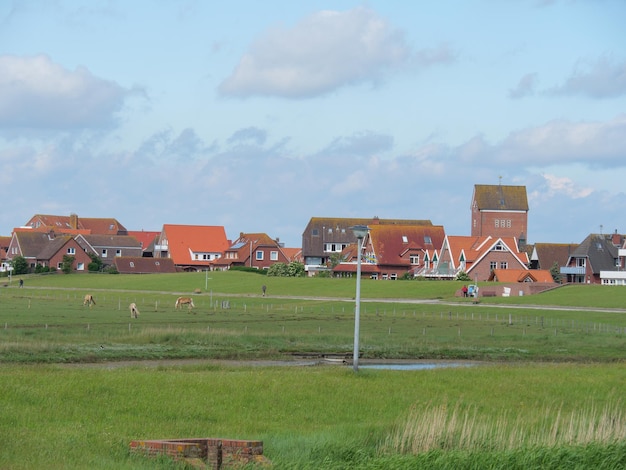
[2,183,626,289]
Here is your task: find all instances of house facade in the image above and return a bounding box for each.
[471,184,528,242]
[6,231,92,272]
[302,216,435,273]
[154,224,230,271]
[75,234,143,267]
[333,222,446,280]
[560,232,624,284]
[212,232,291,271]
[434,235,530,281]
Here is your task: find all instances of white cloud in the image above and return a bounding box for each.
[0,54,129,130]
[539,173,593,199]
[218,7,412,98]
[548,56,626,99]
[479,115,626,167]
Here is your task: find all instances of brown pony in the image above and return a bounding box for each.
[175,296,195,310]
[129,302,140,318]
[83,294,96,308]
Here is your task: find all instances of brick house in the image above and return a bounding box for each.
[333,222,446,280]
[6,231,92,272]
[435,235,530,281]
[154,224,230,272]
[211,232,291,271]
[471,184,528,243]
[302,216,434,273]
[75,234,143,268]
[560,232,624,284]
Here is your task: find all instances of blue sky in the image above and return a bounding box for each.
[1,0,625,248]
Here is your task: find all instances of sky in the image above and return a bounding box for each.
[1,0,625,248]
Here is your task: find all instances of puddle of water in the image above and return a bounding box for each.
[359,362,477,371]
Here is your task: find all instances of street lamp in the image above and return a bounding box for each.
[349,225,369,372]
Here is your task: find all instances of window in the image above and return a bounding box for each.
[382,274,388,280]
[67,247,75,255]
[493,242,505,251]
[495,219,499,228]
[500,261,508,269]
[390,273,397,280]
[76,263,84,271]
[424,235,432,244]
[490,261,497,270]
[270,251,278,261]
[402,236,408,243]
[116,249,122,257]
[410,255,419,265]
[576,258,586,267]
[130,262,135,268]
[102,249,108,257]
[312,229,319,236]
[57,262,63,269]
[256,250,264,260]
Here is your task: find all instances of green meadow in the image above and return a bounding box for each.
[1,271,625,468]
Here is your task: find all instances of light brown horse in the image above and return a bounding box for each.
[83,294,96,308]
[129,302,140,318]
[175,296,195,310]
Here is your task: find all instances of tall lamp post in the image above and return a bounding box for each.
[350,225,369,372]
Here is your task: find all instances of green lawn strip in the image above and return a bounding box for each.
[0,363,623,468]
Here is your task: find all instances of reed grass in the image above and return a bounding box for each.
[382,398,625,455]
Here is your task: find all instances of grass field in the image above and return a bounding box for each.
[1,271,625,468]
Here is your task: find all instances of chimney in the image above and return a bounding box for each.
[69,213,78,230]
[612,230,621,247]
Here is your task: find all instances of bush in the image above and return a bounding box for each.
[230,266,267,275]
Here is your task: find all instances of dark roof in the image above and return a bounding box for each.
[473,185,528,211]
[570,234,619,273]
[532,243,578,270]
[78,234,142,249]
[113,257,177,274]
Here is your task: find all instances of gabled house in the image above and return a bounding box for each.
[75,234,143,267]
[113,257,177,274]
[212,232,291,271]
[434,235,530,281]
[333,223,446,280]
[6,231,92,272]
[302,216,435,271]
[23,213,128,235]
[560,233,623,284]
[471,184,528,243]
[0,235,10,273]
[154,224,230,272]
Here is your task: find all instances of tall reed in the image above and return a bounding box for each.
[381,398,626,455]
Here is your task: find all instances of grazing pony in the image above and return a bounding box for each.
[175,296,195,310]
[83,294,96,308]
[129,302,140,318]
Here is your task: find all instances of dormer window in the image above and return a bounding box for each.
[402,236,408,243]
[424,235,432,244]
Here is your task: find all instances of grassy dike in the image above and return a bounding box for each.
[1,271,625,468]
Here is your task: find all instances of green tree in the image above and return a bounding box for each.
[87,253,103,272]
[550,261,562,283]
[61,255,75,274]
[10,256,29,275]
[287,261,305,277]
[456,271,471,281]
[267,262,288,277]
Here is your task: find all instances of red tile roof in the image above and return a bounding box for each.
[160,224,229,266]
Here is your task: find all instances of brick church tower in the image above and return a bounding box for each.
[471,183,528,242]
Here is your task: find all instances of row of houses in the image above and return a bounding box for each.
[1,185,625,286]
